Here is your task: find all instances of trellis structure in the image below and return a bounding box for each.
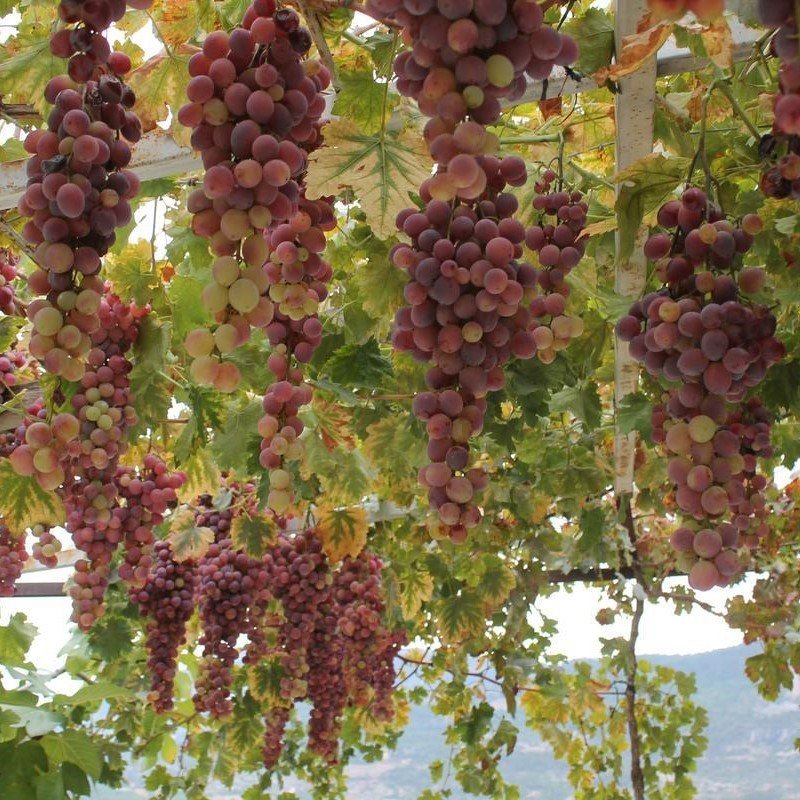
[1,8,764,598]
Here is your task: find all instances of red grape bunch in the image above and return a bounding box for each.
[615,188,784,589]
[18,1,149,380]
[0,351,29,404]
[180,0,331,392]
[616,189,783,403]
[191,489,272,718]
[755,1,800,198]
[0,523,28,597]
[30,525,61,569]
[0,249,22,316]
[131,541,198,712]
[370,0,578,127]
[66,453,185,630]
[655,397,774,590]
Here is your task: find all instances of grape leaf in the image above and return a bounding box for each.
[548,381,602,431]
[315,505,369,563]
[333,70,397,134]
[398,567,433,619]
[55,682,135,707]
[211,399,263,473]
[614,154,689,262]
[246,661,282,704]
[177,447,221,503]
[616,393,653,438]
[0,32,61,115]
[0,614,36,667]
[306,119,432,239]
[127,46,195,135]
[323,338,394,389]
[168,511,214,561]
[231,511,278,558]
[435,590,485,642]
[0,462,65,532]
[563,8,614,74]
[40,731,102,779]
[130,317,173,431]
[473,557,516,607]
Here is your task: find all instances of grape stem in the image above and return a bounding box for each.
[714,80,762,142]
[297,0,341,92]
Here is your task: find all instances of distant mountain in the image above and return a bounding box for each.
[93,645,800,800]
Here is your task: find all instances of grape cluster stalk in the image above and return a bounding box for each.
[615,188,783,590]
[756,1,800,199]
[382,1,585,539]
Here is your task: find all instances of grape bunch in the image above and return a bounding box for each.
[615,188,783,589]
[18,1,149,380]
[192,488,272,718]
[258,376,311,513]
[0,249,22,316]
[756,1,800,198]
[656,397,774,590]
[371,0,578,126]
[648,0,724,22]
[131,542,198,712]
[616,190,783,402]
[66,453,185,630]
[30,525,61,569]
[180,0,331,391]
[0,523,27,597]
[0,351,29,402]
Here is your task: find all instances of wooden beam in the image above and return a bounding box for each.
[613,0,657,496]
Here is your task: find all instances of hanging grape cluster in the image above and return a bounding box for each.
[0,523,28,597]
[616,188,783,590]
[17,0,151,382]
[132,481,404,768]
[756,1,800,199]
[385,2,583,539]
[130,541,199,712]
[180,0,335,513]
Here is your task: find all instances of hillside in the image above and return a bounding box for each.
[94,646,800,800]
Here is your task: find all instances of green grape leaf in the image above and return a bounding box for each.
[617,392,653,438]
[40,731,102,779]
[0,614,36,667]
[324,338,394,389]
[230,511,278,558]
[548,381,602,430]
[615,154,689,262]
[168,510,214,561]
[0,462,65,532]
[563,8,615,74]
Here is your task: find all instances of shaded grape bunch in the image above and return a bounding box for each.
[131,542,198,712]
[0,524,27,597]
[755,1,800,197]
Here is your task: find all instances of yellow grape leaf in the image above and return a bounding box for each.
[230,511,278,558]
[0,461,65,532]
[700,16,733,69]
[315,505,369,564]
[398,567,434,619]
[178,447,221,503]
[153,0,216,48]
[0,29,61,115]
[127,45,196,134]
[167,508,214,561]
[306,119,433,239]
[595,22,673,84]
[354,694,410,736]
